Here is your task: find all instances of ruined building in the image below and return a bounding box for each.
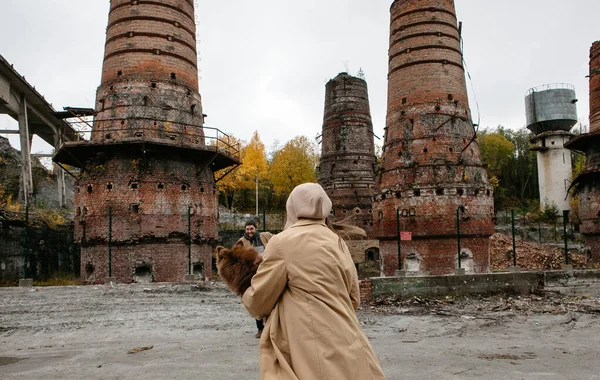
[372,0,494,276]
[318,72,379,270]
[566,41,600,262]
[526,84,578,212]
[318,72,377,234]
[54,0,239,283]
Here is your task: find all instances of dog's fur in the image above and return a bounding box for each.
[215,244,262,296]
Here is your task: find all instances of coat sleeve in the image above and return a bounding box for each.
[261,232,274,245]
[242,236,287,320]
[349,268,360,311]
[341,240,361,311]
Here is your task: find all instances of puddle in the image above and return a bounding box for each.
[0,357,24,366]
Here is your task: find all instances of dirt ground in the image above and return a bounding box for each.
[1,283,599,380]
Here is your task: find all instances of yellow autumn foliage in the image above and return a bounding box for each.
[267,136,318,196]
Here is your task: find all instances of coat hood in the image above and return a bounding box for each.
[284,183,332,230]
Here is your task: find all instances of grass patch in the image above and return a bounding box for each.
[0,280,19,287]
[33,276,81,287]
[0,276,81,287]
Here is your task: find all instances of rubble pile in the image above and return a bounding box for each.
[490,233,586,270]
[364,293,600,317]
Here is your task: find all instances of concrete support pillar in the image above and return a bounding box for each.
[53,133,66,208]
[18,94,33,206]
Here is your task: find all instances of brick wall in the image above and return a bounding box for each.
[590,41,600,132]
[68,0,229,284]
[379,236,489,277]
[318,73,377,235]
[359,279,373,301]
[372,0,493,274]
[570,41,600,262]
[102,0,199,89]
[81,242,213,284]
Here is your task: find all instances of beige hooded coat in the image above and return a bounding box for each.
[242,183,386,380]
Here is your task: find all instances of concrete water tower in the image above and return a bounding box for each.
[525,84,578,212]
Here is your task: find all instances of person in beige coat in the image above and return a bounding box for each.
[242,183,386,380]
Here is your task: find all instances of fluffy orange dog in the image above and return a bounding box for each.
[215,244,263,296]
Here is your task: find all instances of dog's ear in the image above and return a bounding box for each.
[215,246,226,260]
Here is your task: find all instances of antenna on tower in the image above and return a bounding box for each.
[357,68,365,79]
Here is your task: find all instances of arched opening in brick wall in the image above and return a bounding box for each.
[134,264,154,283]
[193,262,204,277]
[365,247,380,262]
[459,248,474,273]
[405,252,422,273]
[85,263,95,283]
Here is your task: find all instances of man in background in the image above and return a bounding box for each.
[237,219,273,338]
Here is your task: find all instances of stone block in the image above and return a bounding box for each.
[18,278,33,288]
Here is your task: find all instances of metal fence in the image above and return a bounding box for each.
[387,208,583,273]
[218,211,286,232]
[0,206,79,283]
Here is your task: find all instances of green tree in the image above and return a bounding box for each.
[499,127,539,203]
[479,126,540,211]
[479,132,514,179]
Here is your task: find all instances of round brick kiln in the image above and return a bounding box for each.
[55,0,239,283]
[373,0,494,276]
[566,41,600,263]
[318,73,377,235]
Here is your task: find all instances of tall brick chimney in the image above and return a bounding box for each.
[566,41,600,263]
[372,0,494,276]
[54,0,239,284]
[318,73,377,235]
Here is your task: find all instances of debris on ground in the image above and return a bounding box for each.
[127,346,153,354]
[490,233,587,270]
[364,293,600,317]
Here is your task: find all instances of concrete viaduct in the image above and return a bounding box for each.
[0,54,80,208]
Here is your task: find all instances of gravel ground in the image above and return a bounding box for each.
[1,283,599,380]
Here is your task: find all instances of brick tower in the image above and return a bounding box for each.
[566,41,600,263]
[372,0,494,276]
[54,0,239,283]
[318,72,377,235]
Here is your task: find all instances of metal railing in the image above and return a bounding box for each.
[59,116,241,161]
[526,83,575,96]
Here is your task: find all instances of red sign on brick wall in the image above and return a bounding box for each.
[401,232,412,241]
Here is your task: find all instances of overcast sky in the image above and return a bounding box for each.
[0,0,598,155]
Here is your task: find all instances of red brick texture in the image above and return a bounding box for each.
[70,0,222,283]
[379,237,490,277]
[573,41,600,261]
[81,243,212,284]
[590,41,600,132]
[102,0,199,89]
[359,279,373,302]
[318,73,377,235]
[373,0,494,275]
